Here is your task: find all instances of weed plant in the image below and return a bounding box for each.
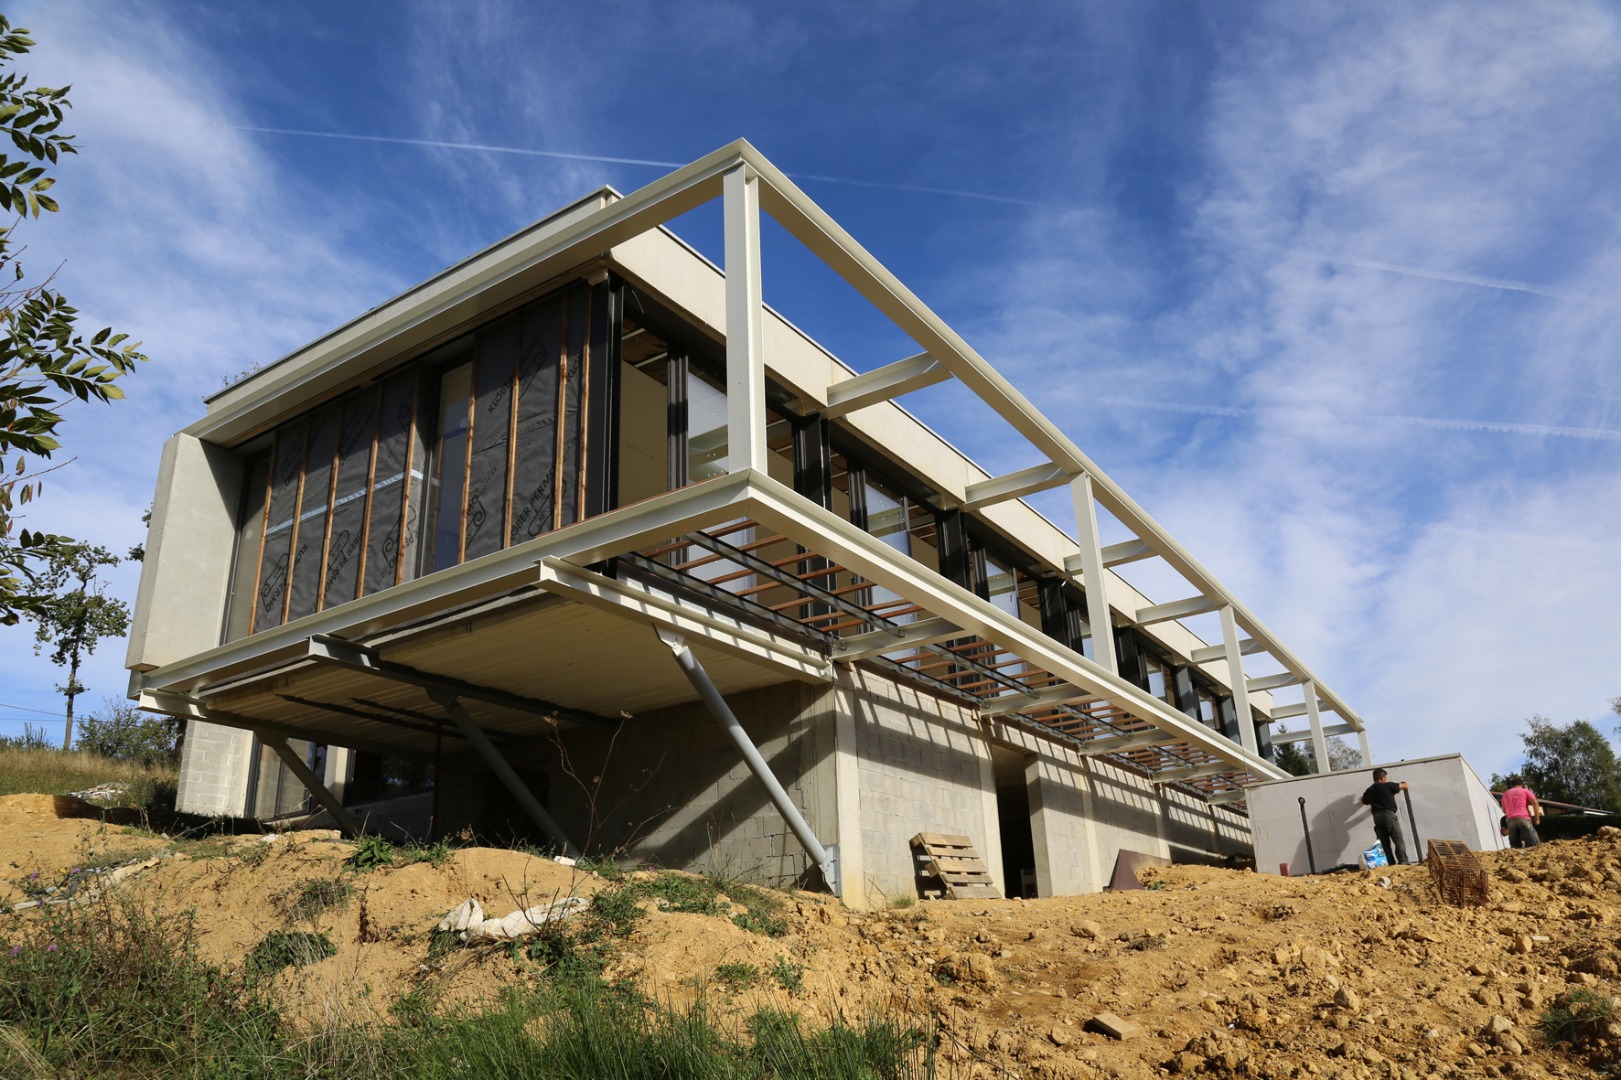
[283,879,354,920]
[0,891,936,1078]
[1541,987,1617,1046]
[246,930,337,975]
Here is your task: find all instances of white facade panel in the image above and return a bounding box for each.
[1248,754,1502,876]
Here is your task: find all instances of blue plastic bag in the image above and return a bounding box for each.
[1361,844,1389,869]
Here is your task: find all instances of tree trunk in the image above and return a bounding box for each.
[63,652,80,750]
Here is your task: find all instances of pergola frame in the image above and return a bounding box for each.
[140,140,1370,799]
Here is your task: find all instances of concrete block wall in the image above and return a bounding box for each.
[541,680,838,888]
[1161,783,1250,864]
[176,721,254,817]
[838,668,997,908]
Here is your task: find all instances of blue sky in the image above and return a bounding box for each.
[2,1,1618,783]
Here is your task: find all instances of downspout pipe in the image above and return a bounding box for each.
[657,628,840,895]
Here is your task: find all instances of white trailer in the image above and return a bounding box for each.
[1246,754,1503,876]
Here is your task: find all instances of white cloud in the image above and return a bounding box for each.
[949,2,1621,778]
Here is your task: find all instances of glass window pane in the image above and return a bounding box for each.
[686,373,727,482]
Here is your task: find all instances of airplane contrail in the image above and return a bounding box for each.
[230,125,1037,207]
[1306,253,1609,307]
[1096,395,1621,441]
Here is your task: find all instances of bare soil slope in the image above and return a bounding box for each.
[5,793,1620,1078]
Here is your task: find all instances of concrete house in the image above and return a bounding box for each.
[127,141,1370,908]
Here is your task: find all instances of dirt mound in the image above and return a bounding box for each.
[5,803,1620,1077]
[0,794,169,906]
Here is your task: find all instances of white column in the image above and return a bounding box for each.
[1069,473,1117,674]
[1357,727,1372,769]
[831,678,868,908]
[1304,679,1329,773]
[1219,605,1257,754]
[323,745,353,806]
[723,164,766,474]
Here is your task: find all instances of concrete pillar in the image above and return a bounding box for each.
[831,681,869,908]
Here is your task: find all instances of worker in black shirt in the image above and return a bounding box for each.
[1360,768,1409,866]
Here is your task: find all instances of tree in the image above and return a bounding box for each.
[27,541,127,748]
[1326,736,1362,771]
[1271,729,1361,775]
[76,697,180,765]
[1518,715,1621,812]
[0,17,145,626]
[1273,737,1312,777]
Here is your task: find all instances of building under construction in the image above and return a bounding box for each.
[127,142,1370,908]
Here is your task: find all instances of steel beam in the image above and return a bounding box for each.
[1068,474,1119,675]
[724,164,766,474]
[1207,788,1250,806]
[1136,595,1219,626]
[979,683,1102,718]
[1245,672,1301,693]
[1100,538,1156,568]
[832,615,960,661]
[963,462,1074,510]
[656,628,839,894]
[1075,730,1177,756]
[739,142,1363,732]
[1220,606,1258,755]
[1153,762,1232,784]
[1271,722,1356,744]
[537,557,831,682]
[261,735,362,837]
[428,690,577,856]
[822,352,949,419]
[1191,637,1263,664]
[1270,698,1331,721]
[138,689,428,760]
[741,473,1283,778]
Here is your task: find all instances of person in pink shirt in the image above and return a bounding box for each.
[1500,775,1542,848]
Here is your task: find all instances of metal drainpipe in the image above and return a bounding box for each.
[656,628,840,895]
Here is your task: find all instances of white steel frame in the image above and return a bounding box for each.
[142,140,1370,797]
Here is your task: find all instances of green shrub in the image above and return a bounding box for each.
[1536,813,1621,842]
[0,896,285,1076]
[646,872,726,916]
[246,930,336,975]
[0,894,936,1079]
[0,723,55,751]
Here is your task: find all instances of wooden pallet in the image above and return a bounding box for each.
[911,832,1001,900]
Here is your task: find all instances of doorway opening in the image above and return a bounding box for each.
[990,743,1038,898]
